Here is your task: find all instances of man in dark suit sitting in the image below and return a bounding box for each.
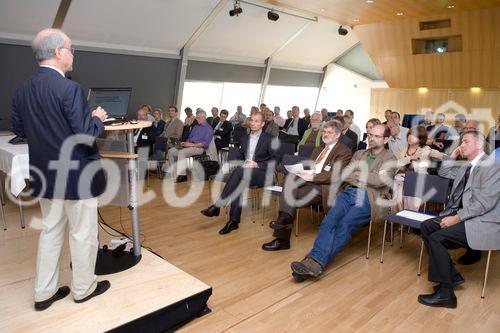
[11,28,110,310]
[134,107,156,155]
[201,112,278,235]
[418,131,500,308]
[280,106,308,145]
[262,121,353,251]
[213,109,232,150]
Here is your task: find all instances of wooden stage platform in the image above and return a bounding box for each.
[0,203,211,333]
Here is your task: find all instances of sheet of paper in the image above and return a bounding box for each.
[264,185,282,192]
[284,163,304,175]
[396,210,436,222]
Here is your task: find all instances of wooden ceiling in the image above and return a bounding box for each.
[266,0,500,26]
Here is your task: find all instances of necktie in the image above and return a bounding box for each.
[315,146,329,163]
[448,163,472,211]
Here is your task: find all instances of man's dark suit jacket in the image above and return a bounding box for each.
[206,116,220,129]
[283,117,308,139]
[154,119,166,137]
[214,120,232,149]
[235,131,278,171]
[344,128,359,152]
[11,67,104,200]
[135,126,156,155]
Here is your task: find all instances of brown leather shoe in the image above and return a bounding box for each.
[34,286,70,311]
[291,257,323,278]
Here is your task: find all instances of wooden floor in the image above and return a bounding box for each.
[2,176,500,332]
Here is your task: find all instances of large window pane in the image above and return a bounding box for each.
[181,81,223,120]
[220,82,261,116]
[264,85,319,113]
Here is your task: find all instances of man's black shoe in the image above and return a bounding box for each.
[175,175,188,183]
[457,249,481,265]
[74,280,111,303]
[201,205,220,217]
[262,238,290,251]
[34,286,70,311]
[418,290,457,308]
[218,221,239,235]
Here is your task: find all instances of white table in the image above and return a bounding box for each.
[0,135,29,229]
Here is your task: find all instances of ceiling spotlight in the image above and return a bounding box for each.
[447,5,455,9]
[229,0,242,17]
[396,12,404,16]
[267,10,279,21]
[338,25,348,36]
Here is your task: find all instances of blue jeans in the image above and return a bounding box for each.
[308,187,372,268]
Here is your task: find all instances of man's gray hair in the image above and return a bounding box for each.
[323,120,342,134]
[196,109,207,117]
[32,28,66,62]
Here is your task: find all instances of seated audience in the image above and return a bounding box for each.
[297,111,323,150]
[336,109,344,117]
[422,111,433,128]
[382,109,392,124]
[154,105,184,159]
[200,112,278,234]
[164,109,213,183]
[262,121,352,251]
[345,110,361,143]
[331,116,355,151]
[230,105,246,127]
[214,109,232,150]
[303,108,311,127]
[445,113,467,140]
[286,110,293,119]
[342,115,359,152]
[263,108,280,137]
[259,103,267,112]
[152,108,166,137]
[280,106,307,145]
[290,124,395,280]
[487,114,500,141]
[358,118,382,150]
[138,104,155,123]
[426,112,448,146]
[242,106,259,129]
[392,126,445,212]
[134,107,156,155]
[184,107,196,127]
[391,111,403,125]
[321,108,331,122]
[273,106,286,128]
[418,131,500,309]
[207,107,220,129]
[387,120,409,154]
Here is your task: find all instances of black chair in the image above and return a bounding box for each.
[298,144,315,158]
[379,172,450,275]
[231,126,247,148]
[495,140,500,149]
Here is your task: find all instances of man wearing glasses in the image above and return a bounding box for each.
[290,124,396,281]
[12,28,110,310]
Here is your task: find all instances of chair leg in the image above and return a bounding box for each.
[294,209,299,237]
[417,239,424,276]
[481,250,492,299]
[399,225,404,248]
[390,222,394,246]
[380,220,388,263]
[1,203,6,231]
[366,219,373,259]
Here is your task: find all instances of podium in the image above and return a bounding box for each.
[96,120,152,275]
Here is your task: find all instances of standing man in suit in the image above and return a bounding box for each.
[214,109,232,150]
[11,28,110,310]
[262,121,352,251]
[290,124,395,281]
[281,106,308,145]
[200,112,278,235]
[418,131,500,308]
[206,107,220,129]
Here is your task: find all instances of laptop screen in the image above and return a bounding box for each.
[87,88,132,118]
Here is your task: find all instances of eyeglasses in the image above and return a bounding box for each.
[59,47,75,55]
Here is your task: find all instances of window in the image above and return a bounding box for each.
[264,85,319,112]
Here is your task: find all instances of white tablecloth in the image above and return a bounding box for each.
[0,136,29,196]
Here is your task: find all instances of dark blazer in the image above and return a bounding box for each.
[339,134,355,151]
[206,116,220,129]
[11,67,104,200]
[135,126,156,155]
[154,119,166,137]
[237,131,278,171]
[344,128,359,152]
[214,120,232,149]
[283,117,308,139]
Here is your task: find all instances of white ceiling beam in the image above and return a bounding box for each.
[259,57,272,104]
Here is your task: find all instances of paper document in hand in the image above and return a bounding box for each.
[396,210,436,222]
[284,163,304,174]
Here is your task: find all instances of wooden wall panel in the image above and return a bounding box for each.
[355,7,500,88]
[370,88,500,132]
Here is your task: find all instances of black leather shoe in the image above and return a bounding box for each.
[457,249,481,265]
[262,238,290,251]
[34,286,70,311]
[219,221,239,235]
[74,280,111,303]
[418,291,457,308]
[201,205,220,217]
[175,175,188,183]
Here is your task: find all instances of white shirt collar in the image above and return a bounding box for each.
[40,65,65,77]
[470,152,485,168]
[250,129,262,137]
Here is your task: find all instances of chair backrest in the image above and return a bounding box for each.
[298,144,315,158]
[155,136,167,151]
[277,142,296,163]
[227,146,242,162]
[402,172,450,204]
[281,154,308,175]
[232,126,247,146]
